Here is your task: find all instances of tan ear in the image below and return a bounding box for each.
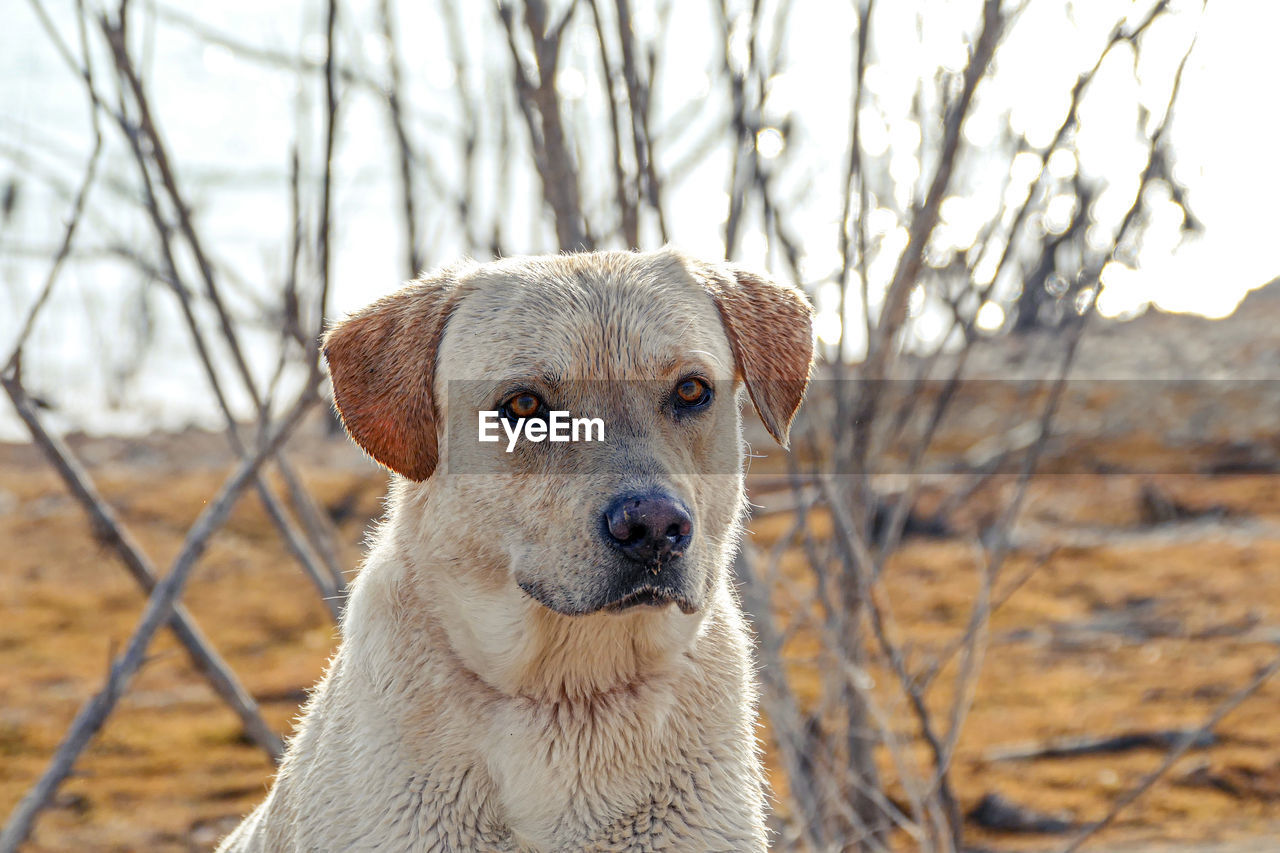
[694,261,815,446]
[322,273,461,480]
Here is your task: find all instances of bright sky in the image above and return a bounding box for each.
[1091,0,1280,318]
[0,0,1276,437]
[622,0,1280,353]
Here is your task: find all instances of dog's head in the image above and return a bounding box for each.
[325,248,811,653]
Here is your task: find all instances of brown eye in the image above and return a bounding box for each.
[673,377,712,410]
[503,392,544,420]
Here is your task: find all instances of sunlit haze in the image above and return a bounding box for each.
[1,0,1276,437]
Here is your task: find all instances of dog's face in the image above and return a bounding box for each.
[325,248,811,634]
[433,253,751,618]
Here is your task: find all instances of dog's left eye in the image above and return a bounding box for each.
[673,377,713,410]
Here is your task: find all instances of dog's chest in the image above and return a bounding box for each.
[478,691,677,848]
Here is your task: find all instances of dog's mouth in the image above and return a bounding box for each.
[516,571,700,617]
[603,585,697,615]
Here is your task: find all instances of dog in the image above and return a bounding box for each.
[218,247,813,851]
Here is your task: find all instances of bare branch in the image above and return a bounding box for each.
[1058,649,1280,853]
[735,545,832,851]
[378,0,422,279]
[149,2,433,120]
[496,0,593,250]
[7,0,105,377]
[0,375,284,763]
[0,388,318,853]
[438,0,485,253]
[101,13,265,415]
[586,0,639,247]
[861,0,1005,379]
[100,8,345,616]
[714,0,751,258]
[973,0,1178,315]
[613,0,668,242]
[837,0,877,358]
[315,0,341,353]
[819,475,964,845]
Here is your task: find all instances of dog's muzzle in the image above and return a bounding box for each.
[515,490,701,616]
[595,491,696,613]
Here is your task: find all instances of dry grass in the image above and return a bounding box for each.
[2,443,1278,851]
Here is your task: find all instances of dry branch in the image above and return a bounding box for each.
[586,0,639,247]
[974,0,1176,317]
[858,0,1004,383]
[7,0,104,378]
[101,7,345,617]
[820,475,963,845]
[0,390,318,853]
[378,0,423,279]
[438,0,486,253]
[735,545,831,851]
[0,375,284,763]
[839,0,877,355]
[315,0,341,350]
[149,3,390,99]
[4,1,1241,851]
[1058,650,1280,853]
[101,12,263,415]
[612,0,667,243]
[497,0,593,250]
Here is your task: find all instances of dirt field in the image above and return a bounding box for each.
[3,282,1280,853]
[2,425,1279,851]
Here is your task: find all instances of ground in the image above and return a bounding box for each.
[3,282,1279,853]
[1,426,1278,851]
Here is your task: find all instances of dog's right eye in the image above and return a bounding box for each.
[672,377,713,411]
[501,392,546,422]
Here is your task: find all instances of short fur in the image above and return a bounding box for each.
[219,248,814,852]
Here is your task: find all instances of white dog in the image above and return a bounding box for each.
[219,248,813,851]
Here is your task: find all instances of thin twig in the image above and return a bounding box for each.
[735,545,832,851]
[148,2,423,115]
[613,0,668,242]
[837,0,877,363]
[714,0,753,258]
[496,0,592,251]
[0,375,284,762]
[857,0,1004,388]
[378,0,421,279]
[820,474,965,846]
[101,12,264,415]
[6,0,105,378]
[915,547,1056,693]
[101,9,344,616]
[1058,649,1280,853]
[438,0,484,253]
[0,389,318,853]
[282,141,305,349]
[973,0,1175,313]
[315,0,341,356]
[586,0,638,247]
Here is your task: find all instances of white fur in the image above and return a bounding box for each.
[219,251,777,852]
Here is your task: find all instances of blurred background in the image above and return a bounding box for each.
[2,0,1279,850]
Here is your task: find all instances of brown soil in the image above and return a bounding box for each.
[2,430,1279,851]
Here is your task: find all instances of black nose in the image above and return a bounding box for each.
[602,493,693,564]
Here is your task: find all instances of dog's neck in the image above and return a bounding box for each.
[487,599,709,702]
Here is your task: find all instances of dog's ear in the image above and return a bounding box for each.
[694,261,814,446]
[323,273,460,481]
